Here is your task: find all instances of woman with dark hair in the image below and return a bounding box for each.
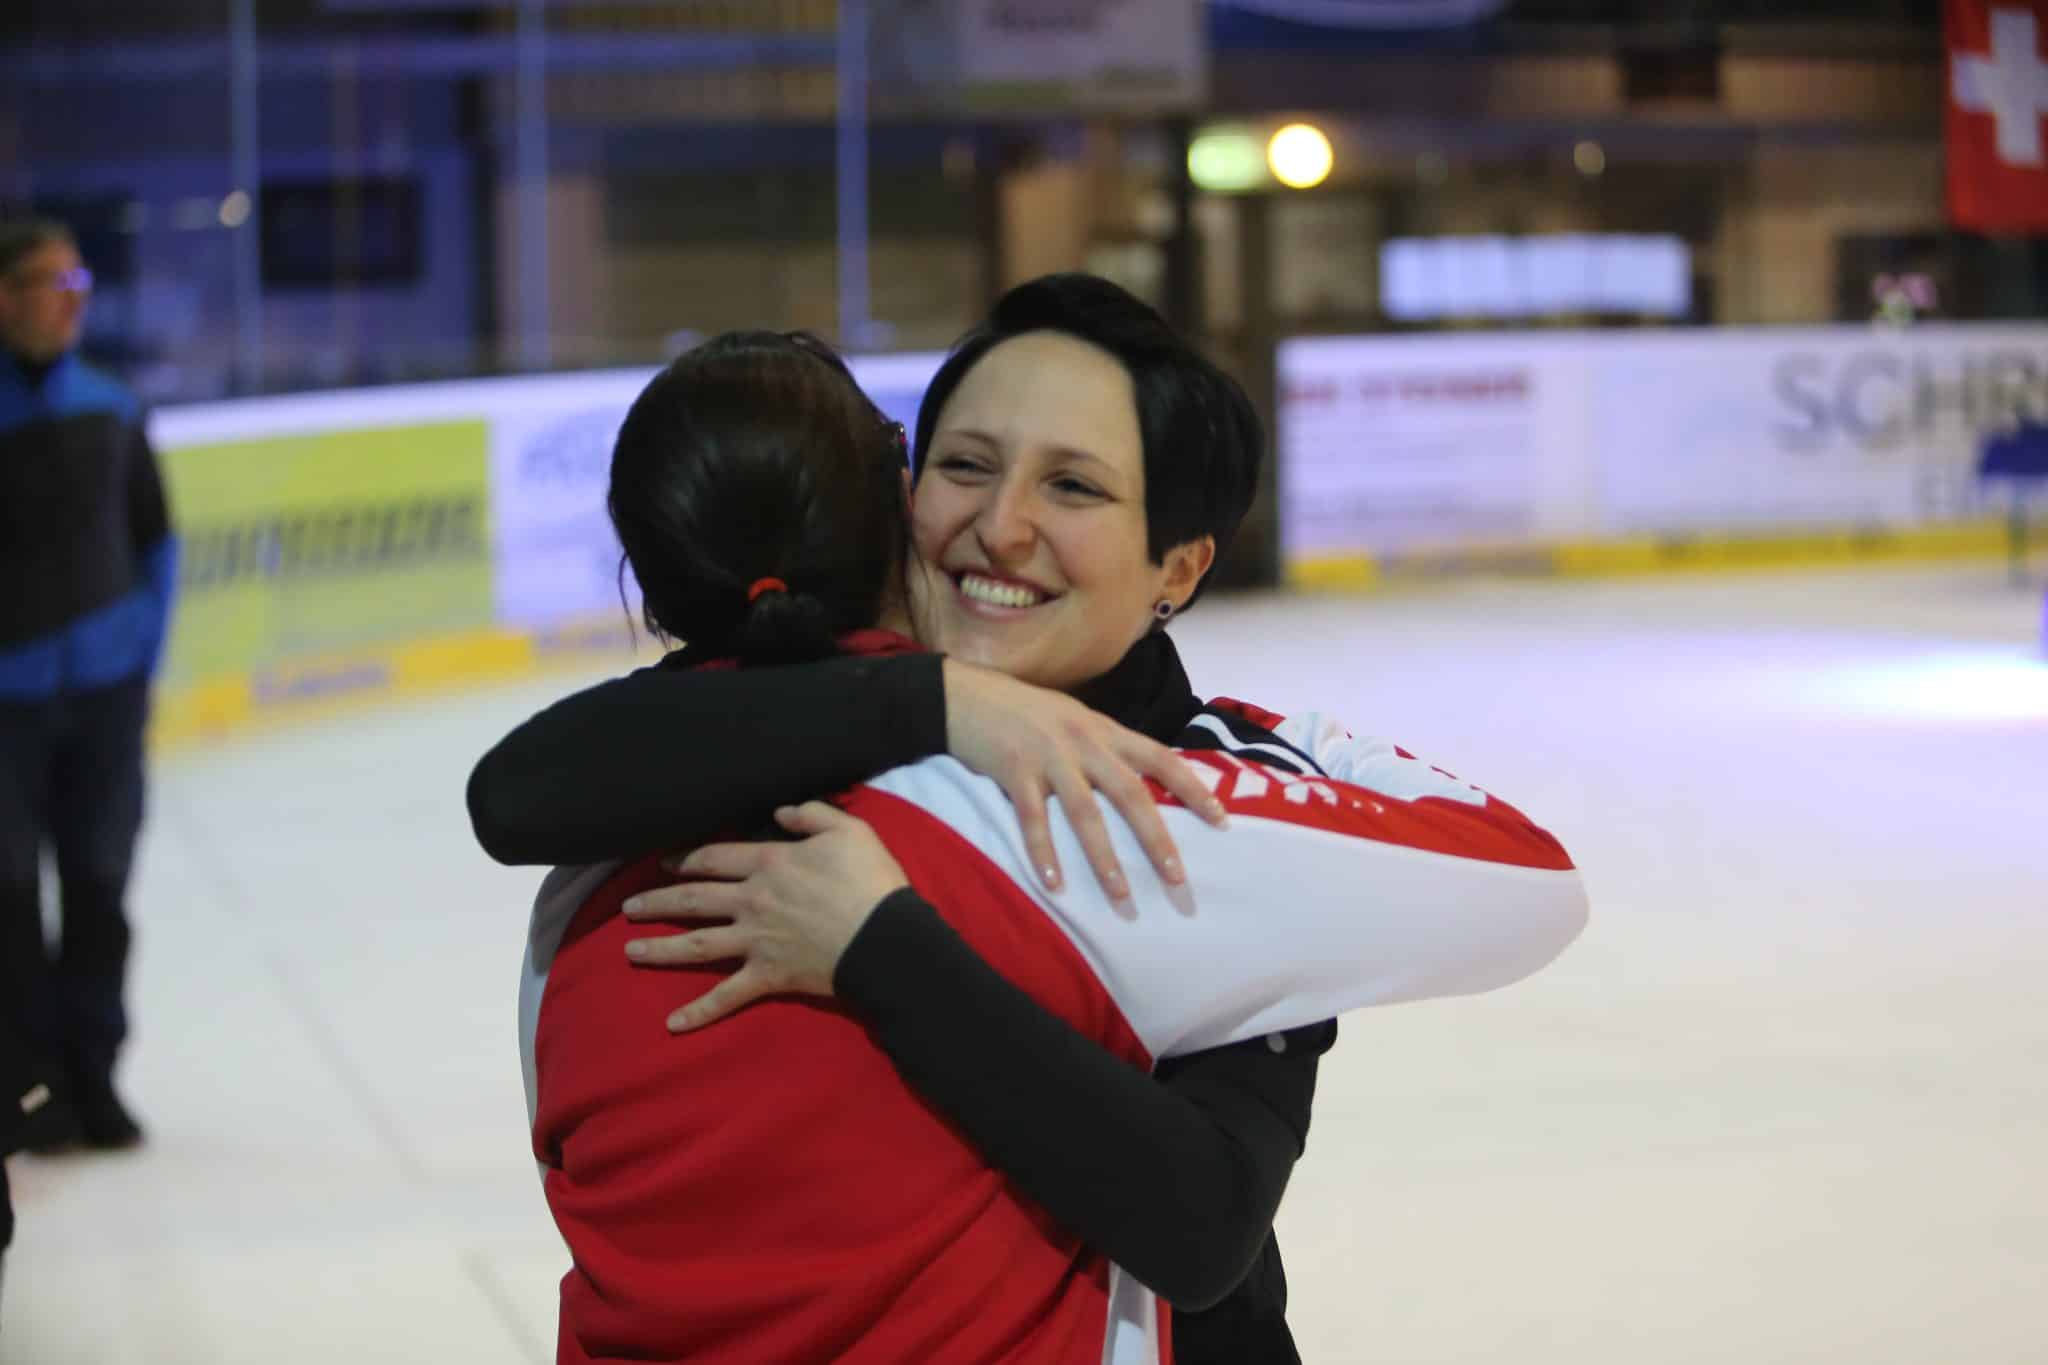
[484,279,1584,1364]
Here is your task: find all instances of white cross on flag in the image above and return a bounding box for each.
[1947,0,2048,231]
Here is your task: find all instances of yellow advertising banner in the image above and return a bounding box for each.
[157,419,494,701]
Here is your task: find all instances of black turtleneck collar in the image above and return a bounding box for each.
[1071,630,1203,744]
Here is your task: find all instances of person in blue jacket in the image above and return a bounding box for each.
[0,218,175,1151]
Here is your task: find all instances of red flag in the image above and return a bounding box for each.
[1946,0,2048,232]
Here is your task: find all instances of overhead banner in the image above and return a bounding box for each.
[1216,0,1507,27]
[876,0,1207,115]
[1278,324,2048,570]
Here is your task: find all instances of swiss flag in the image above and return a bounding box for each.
[1947,0,2048,231]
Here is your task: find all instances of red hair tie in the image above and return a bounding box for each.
[747,577,789,603]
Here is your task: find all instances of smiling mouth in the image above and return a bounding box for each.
[953,571,1054,610]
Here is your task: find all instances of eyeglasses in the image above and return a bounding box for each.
[6,265,94,296]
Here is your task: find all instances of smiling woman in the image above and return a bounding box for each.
[913,329,1216,692]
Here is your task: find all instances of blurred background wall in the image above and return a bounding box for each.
[5,0,2038,745]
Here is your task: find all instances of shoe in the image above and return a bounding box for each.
[16,1086,84,1156]
[70,1082,144,1151]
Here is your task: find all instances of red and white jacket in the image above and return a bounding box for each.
[522,705,1586,1365]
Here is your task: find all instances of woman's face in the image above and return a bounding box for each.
[910,330,1213,693]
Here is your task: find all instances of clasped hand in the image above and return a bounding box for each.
[622,660,1229,1031]
[622,801,907,1033]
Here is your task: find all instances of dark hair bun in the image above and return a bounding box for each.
[733,587,835,667]
[607,331,910,666]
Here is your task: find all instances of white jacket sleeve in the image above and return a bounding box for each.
[1267,709,1496,805]
[863,745,1588,1061]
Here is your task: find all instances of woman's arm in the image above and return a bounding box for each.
[838,890,1331,1311]
[470,653,1223,888]
[468,654,947,865]
[623,736,1584,1296]
[849,749,1587,1058]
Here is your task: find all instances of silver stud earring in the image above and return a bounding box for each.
[1153,598,1175,622]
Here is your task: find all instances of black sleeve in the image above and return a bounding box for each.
[834,889,1335,1311]
[467,652,948,866]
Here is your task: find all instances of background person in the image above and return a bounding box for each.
[0,217,177,1152]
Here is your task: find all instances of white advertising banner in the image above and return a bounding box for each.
[1592,326,2048,532]
[1278,323,2048,566]
[487,354,945,628]
[1277,333,1595,558]
[486,370,653,630]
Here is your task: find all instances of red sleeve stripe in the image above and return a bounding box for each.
[1158,750,1576,873]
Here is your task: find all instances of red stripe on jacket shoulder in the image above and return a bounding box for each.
[1207,696,1288,732]
[1160,750,1576,872]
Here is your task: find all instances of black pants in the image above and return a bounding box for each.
[0,675,148,1095]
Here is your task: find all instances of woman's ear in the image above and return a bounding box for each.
[1160,535,1217,610]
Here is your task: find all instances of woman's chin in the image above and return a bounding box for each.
[932,613,1043,677]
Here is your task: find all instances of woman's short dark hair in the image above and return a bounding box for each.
[609,330,910,666]
[911,273,1263,612]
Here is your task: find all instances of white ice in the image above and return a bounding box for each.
[6,562,2046,1364]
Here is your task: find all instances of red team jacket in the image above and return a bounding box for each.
[524,692,1586,1365]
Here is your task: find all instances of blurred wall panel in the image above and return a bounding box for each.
[1000,159,1093,289]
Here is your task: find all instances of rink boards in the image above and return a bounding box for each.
[1278,323,2044,585]
[144,328,2040,746]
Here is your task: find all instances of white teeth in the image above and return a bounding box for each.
[958,574,1044,609]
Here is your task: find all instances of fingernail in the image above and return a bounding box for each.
[623,896,643,916]
[1206,799,1227,822]
[667,1011,691,1033]
[1163,856,1185,884]
[1108,872,1130,901]
[1041,865,1062,891]
[625,940,649,960]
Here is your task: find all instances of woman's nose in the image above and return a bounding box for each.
[973,480,1037,559]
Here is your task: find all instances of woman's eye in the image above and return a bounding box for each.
[935,454,992,476]
[1051,477,1104,499]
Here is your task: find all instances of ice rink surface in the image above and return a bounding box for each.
[7,562,2045,1364]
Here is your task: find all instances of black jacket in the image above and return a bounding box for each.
[0,349,176,698]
